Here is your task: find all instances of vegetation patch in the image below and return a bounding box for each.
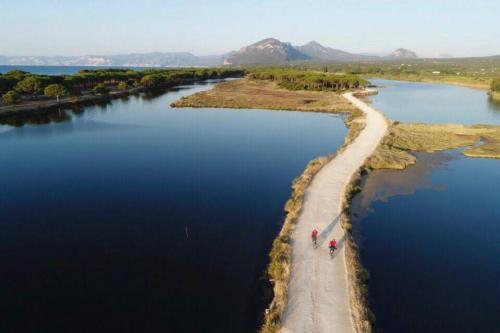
[309,58,500,91]
[341,168,375,333]
[366,122,500,170]
[171,78,359,114]
[490,78,500,101]
[0,68,244,113]
[247,68,368,91]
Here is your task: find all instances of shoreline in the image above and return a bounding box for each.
[0,87,145,118]
[365,75,491,91]
[0,76,242,119]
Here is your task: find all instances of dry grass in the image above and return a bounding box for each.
[490,91,500,101]
[171,78,358,114]
[367,122,500,170]
[341,169,375,333]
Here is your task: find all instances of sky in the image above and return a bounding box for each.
[1,0,499,58]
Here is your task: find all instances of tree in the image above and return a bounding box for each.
[93,83,109,95]
[118,81,128,91]
[2,90,20,104]
[44,84,68,103]
[491,78,500,92]
[140,74,162,88]
[14,76,43,94]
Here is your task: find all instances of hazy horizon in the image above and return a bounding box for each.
[2,0,500,58]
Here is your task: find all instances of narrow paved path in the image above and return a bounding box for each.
[281,92,388,333]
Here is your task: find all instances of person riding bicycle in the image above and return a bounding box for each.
[311,228,318,245]
[329,238,337,254]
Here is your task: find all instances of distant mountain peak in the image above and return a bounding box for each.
[227,38,310,65]
[305,40,322,47]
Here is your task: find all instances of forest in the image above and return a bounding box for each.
[0,68,244,104]
[247,68,368,91]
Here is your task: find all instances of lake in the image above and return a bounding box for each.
[352,79,500,332]
[369,79,500,124]
[0,81,347,332]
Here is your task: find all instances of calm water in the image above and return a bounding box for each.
[351,152,500,332]
[0,82,347,332]
[369,79,500,124]
[0,65,155,75]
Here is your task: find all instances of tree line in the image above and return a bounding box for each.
[247,68,368,91]
[1,68,244,105]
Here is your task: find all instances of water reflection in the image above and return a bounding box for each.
[351,152,455,222]
[488,95,500,110]
[369,79,500,124]
[0,89,181,127]
[0,108,71,127]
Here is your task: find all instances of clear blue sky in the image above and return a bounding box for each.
[1,0,499,57]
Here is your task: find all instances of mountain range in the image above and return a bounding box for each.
[0,38,423,67]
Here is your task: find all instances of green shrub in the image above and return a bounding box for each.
[2,90,20,104]
[93,83,109,95]
[44,84,68,103]
[118,81,128,90]
[491,78,500,92]
[247,68,368,91]
[14,76,44,94]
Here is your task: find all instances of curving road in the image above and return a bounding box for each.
[281,92,388,333]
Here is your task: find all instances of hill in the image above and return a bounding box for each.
[225,38,311,65]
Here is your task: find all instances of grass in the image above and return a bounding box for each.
[341,168,375,333]
[366,122,500,170]
[171,78,358,114]
[490,91,500,101]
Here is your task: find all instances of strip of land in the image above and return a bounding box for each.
[171,78,358,113]
[280,93,387,333]
[367,74,491,91]
[367,122,500,170]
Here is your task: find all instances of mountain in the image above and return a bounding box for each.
[0,52,225,67]
[0,41,427,67]
[225,38,311,65]
[297,41,378,62]
[386,48,418,59]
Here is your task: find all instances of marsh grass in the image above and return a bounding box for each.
[367,122,500,170]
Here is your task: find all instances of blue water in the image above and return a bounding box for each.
[0,82,347,332]
[369,79,500,124]
[0,65,155,75]
[352,152,500,332]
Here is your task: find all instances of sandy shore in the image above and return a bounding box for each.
[281,91,388,333]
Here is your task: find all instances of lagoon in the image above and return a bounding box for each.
[0,82,347,332]
[369,79,500,124]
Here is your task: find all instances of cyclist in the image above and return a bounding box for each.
[311,228,318,246]
[329,238,337,256]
